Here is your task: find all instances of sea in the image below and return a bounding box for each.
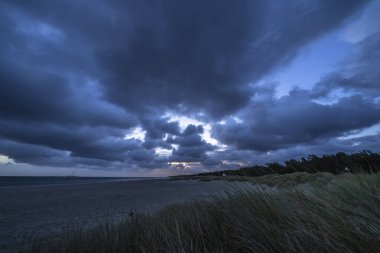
[0,176,150,187]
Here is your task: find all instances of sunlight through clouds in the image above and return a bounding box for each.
[337,123,380,140]
[165,113,226,148]
[154,147,172,157]
[168,161,202,170]
[0,154,15,165]
[124,127,146,142]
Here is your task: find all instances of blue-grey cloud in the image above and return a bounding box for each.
[0,0,375,173]
[214,91,380,151]
[167,125,215,163]
[312,33,380,97]
[212,29,380,169]
[97,0,367,117]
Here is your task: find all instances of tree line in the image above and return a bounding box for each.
[197,150,380,177]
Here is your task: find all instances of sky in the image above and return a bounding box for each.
[1,0,380,177]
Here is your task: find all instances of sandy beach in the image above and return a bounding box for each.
[0,179,235,253]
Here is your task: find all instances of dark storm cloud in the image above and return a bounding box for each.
[202,131,380,172]
[140,116,181,140]
[214,91,380,151]
[0,139,123,169]
[138,116,180,151]
[0,60,137,128]
[0,1,137,129]
[0,139,69,165]
[0,120,141,161]
[97,0,368,117]
[312,33,380,97]
[0,0,373,172]
[167,125,215,163]
[214,30,380,159]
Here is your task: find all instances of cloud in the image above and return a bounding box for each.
[312,32,380,98]
[168,125,215,163]
[214,31,380,154]
[341,0,380,44]
[214,90,380,151]
[212,29,380,167]
[0,0,375,174]
[0,121,140,161]
[96,0,368,117]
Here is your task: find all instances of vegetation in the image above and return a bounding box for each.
[173,150,380,180]
[194,171,337,189]
[26,173,380,253]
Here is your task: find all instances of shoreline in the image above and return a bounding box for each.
[0,176,163,188]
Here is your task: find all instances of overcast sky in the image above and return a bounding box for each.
[1,0,379,176]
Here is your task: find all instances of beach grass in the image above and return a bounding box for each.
[195,171,339,189]
[26,173,380,253]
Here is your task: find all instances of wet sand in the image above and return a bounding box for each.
[0,179,235,252]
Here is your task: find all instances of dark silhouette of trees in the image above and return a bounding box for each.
[197,150,380,177]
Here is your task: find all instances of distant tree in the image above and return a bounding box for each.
[193,150,380,177]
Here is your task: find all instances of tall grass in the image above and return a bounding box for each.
[27,173,380,253]
[195,171,337,189]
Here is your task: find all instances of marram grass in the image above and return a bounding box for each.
[26,173,380,253]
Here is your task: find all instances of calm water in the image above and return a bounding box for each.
[0,176,150,187]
